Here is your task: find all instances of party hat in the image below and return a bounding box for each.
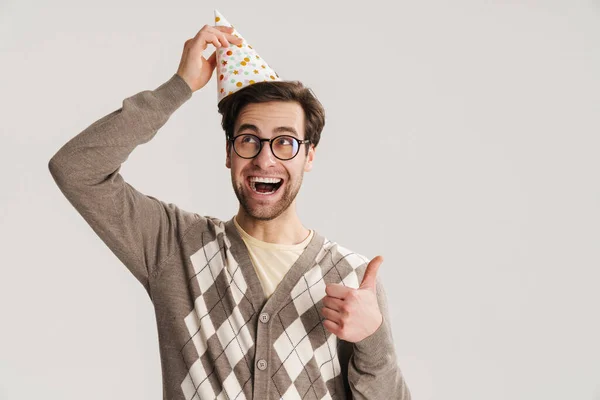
[214,9,282,102]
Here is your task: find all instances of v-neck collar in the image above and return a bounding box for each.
[224,216,325,313]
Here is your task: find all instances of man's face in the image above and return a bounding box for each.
[226,101,315,221]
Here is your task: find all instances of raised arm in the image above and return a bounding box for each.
[48,25,243,295]
[48,73,198,294]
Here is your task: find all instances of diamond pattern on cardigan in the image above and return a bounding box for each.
[269,240,369,400]
[181,230,256,399]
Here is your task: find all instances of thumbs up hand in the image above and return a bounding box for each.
[321,256,384,343]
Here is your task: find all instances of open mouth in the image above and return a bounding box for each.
[248,176,284,195]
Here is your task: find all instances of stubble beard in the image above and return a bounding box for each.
[232,173,303,221]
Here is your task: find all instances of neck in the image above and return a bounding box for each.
[235,203,310,245]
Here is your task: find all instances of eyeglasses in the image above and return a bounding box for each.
[228,134,311,161]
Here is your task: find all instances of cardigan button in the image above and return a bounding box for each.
[259,312,270,323]
[257,359,268,371]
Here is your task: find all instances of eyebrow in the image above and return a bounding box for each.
[235,123,299,138]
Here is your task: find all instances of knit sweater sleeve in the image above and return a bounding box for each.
[343,276,412,399]
[48,73,199,295]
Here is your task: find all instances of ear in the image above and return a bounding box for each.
[225,140,231,169]
[303,144,315,172]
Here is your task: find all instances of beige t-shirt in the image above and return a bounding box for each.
[233,216,314,298]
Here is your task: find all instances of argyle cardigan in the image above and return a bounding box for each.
[48,73,411,400]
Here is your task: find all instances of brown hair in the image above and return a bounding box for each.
[217,80,326,155]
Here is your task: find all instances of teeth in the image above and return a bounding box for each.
[249,176,282,194]
[249,176,282,184]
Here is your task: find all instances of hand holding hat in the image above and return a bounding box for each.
[176,23,242,92]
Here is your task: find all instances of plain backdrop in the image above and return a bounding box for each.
[1,1,599,399]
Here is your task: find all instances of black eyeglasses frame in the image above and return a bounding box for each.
[227,133,311,161]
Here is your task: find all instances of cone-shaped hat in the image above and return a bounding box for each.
[214,9,282,102]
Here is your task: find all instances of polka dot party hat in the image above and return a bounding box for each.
[214,9,282,103]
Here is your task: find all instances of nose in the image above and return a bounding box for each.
[252,141,277,169]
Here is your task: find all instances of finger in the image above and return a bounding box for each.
[193,24,218,40]
[359,255,383,291]
[206,50,217,70]
[214,25,235,33]
[321,307,342,324]
[198,25,233,36]
[322,296,344,312]
[193,28,225,49]
[325,283,353,300]
[227,36,244,46]
[210,32,242,49]
[180,40,191,60]
[210,25,242,41]
[206,33,225,48]
[212,30,233,48]
[208,26,239,39]
[322,319,342,337]
[216,33,229,48]
[188,33,214,52]
[216,28,241,41]
[192,26,242,51]
[215,31,243,47]
[225,32,243,42]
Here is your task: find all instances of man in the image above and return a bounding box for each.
[48,11,411,400]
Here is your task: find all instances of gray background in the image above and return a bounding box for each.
[1,0,599,399]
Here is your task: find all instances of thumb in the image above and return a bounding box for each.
[206,50,217,71]
[359,255,383,291]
